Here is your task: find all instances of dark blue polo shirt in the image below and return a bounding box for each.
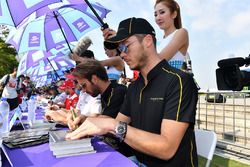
[120,60,198,167]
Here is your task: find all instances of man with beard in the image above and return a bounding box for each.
[69,59,133,157]
[66,18,198,167]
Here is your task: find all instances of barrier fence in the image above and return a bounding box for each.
[196,91,250,160]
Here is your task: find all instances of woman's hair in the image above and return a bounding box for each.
[103,41,120,56]
[79,50,95,59]
[155,0,182,29]
[103,41,119,50]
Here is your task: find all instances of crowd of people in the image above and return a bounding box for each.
[0,0,200,166]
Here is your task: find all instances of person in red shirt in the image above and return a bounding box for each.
[59,80,79,110]
[45,80,79,124]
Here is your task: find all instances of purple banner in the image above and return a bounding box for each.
[28,33,41,47]
[72,18,90,33]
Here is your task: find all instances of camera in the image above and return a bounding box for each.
[216,56,250,91]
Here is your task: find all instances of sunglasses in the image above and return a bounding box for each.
[118,44,129,54]
[118,41,137,54]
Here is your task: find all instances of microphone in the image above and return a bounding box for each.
[218,57,245,67]
[73,36,92,56]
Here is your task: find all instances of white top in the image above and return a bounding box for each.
[53,92,67,105]
[76,92,102,116]
[157,30,187,69]
[106,66,122,81]
[0,74,18,99]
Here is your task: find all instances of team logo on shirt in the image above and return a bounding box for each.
[8,81,16,88]
[150,97,164,102]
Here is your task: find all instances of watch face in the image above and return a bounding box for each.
[117,125,125,134]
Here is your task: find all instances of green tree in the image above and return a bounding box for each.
[0,27,18,78]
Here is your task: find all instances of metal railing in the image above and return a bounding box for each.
[196,91,250,159]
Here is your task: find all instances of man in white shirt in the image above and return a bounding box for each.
[53,91,67,106]
[76,91,102,117]
[45,86,102,125]
[0,68,20,110]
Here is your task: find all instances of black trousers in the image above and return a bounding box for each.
[7,97,19,111]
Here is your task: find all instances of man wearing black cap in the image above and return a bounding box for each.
[67,17,198,167]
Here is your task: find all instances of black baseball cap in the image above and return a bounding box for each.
[105,17,155,49]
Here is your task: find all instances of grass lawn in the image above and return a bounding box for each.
[198,155,250,167]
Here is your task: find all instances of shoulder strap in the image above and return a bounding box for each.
[3,74,10,88]
[16,77,21,90]
[123,68,126,78]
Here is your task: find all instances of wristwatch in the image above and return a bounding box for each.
[115,121,127,142]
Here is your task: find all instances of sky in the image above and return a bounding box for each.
[1,0,250,90]
[86,0,250,90]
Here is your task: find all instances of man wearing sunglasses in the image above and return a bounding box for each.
[67,17,198,167]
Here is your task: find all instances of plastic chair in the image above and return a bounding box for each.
[195,129,217,167]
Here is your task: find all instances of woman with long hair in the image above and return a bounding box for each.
[155,0,192,72]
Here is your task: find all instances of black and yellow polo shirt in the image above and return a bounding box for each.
[101,81,127,118]
[120,60,198,167]
[101,82,134,157]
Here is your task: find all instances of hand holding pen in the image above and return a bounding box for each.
[67,109,87,130]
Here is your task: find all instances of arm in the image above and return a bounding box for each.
[71,53,85,62]
[45,110,69,125]
[159,28,189,61]
[53,103,66,109]
[53,93,67,105]
[0,75,7,85]
[102,28,116,40]
[72,52,124,71]
[116,112,131,124]
[88,113,100,117]
[100,56,124,71]
[124,119,188,160]
[65,116,188,160]
[64,113,130,140]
